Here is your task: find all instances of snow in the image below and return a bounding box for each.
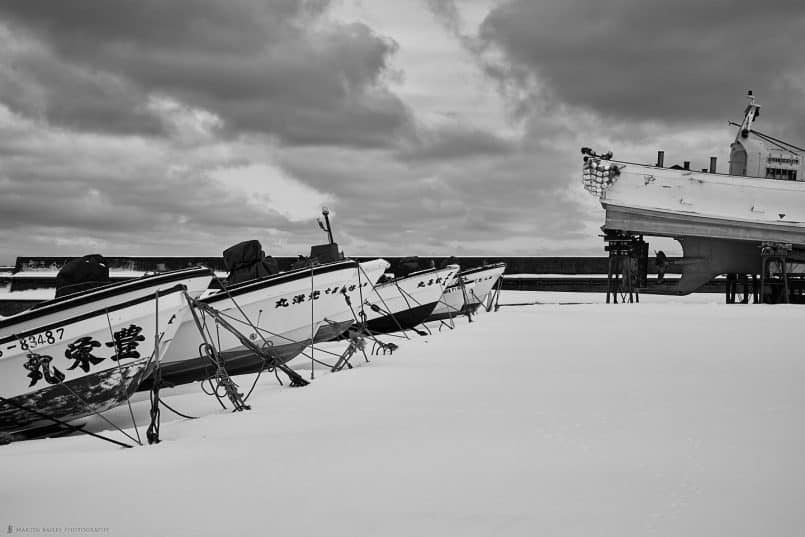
[2,291,804,536]
[505,273,685,279]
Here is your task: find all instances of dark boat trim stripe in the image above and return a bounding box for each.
[443,264,506,289]
[457,263,507,277]
[203,259,358,304]
[1,267,211,329]
[363,301,439,334]
[379,265,458,286]
[0,284,187,345]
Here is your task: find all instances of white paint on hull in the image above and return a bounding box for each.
[430,264,506,318]
[599,161,805,244]
[0,286,190,405]
[164,261,389,364]
[362,265,459,321]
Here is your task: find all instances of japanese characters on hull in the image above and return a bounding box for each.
[273,282,360,309]
[0,285,191,433]
[22,324,146,388]
[158,259,390,381]
[427,263,506,322]
[1,268,213,433]
[355,265,460,334]
[132,259,391,390]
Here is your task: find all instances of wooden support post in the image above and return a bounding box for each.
[625,258,633,303]
[604,231,646,305]
[760,258,768,303]
[725,273,734,304]
[613,261,619,304]
[760,243,793,304]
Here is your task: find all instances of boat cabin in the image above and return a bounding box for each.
[728,92,803,181]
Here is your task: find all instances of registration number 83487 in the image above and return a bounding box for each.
[0,328,66,358]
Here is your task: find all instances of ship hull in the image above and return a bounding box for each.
[603,203,805,246]
[599,162,805,246]
[589,160,805,295]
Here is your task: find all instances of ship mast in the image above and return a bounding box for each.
[737,90,760,140]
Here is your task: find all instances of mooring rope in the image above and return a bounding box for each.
[207,274,280,365]
[157,399,198,420]
[309,264,315,380]
[103,308,143,445]
[184,294,250,411]
[55,380,142,445]
[393,279,435,334]
[359,272,410,339]
[205,293,351,367]
[145,290,162,444]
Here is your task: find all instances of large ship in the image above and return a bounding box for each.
[582,92,805,297]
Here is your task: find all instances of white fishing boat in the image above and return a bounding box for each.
[356,264,459,335]
[427,263,506,321]
[309,258,390,343]
[582,92,805,294]
[0,266,212,434]
[155,258,389,385]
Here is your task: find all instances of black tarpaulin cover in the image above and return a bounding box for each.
[55,254,111,298]
[222,240,278,285]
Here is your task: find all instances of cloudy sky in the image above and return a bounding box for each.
[0,0,803,264]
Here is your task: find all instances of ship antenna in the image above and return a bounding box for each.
[738,90,760,140]
[317,207,335,245]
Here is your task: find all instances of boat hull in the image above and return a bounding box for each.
[603,202,805,246]
[354,265,459,334]
[428,263,506,322]
[0,267,213,335]
[0,361,149,433]
[138,340,307,390]
[585,157,805,294]
[599,162,805,246]
[363,301,440,334]
[151,259,387,387]
[313,319,356,343]
[304,259,390,340]
[0,284,191,433]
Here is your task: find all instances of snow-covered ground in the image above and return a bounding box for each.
[2,291,803,536]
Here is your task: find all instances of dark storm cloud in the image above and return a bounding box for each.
[275,140,589,255]
[0,45,164,136]
[0,0,617,261]
[0,112,330,264]
[397,124,517,162]
[0,0,411,146]
[479,0,805,138]
[0,158,284,235]
[0,160,326,260]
